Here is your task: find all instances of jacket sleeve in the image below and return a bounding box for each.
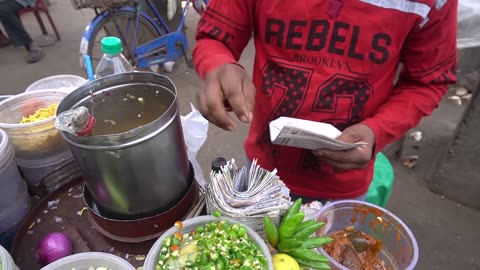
[362,0,458,153]
[192,0,255,79]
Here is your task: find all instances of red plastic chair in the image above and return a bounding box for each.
[17,0,61,41]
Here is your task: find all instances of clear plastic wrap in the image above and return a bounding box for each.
[54,106,96,137]
[180,104,209,187]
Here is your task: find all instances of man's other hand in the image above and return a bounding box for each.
[313,124,376,170]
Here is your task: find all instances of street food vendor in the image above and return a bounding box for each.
[192,0,458,203]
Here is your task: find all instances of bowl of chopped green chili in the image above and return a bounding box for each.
[143,215,274,270]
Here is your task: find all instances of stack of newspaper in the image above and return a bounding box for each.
[206,158,292,237]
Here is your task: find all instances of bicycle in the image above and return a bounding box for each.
[72,0,209,72]
[192,0,208,15]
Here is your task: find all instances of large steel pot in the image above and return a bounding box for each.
[57,72,190,219]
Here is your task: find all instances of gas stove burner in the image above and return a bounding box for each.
[88,163,196,221]
[83,162,200,243]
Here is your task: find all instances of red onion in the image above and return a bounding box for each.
[36,232,73,266]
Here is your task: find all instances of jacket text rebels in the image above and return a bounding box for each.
[265,19,391,64]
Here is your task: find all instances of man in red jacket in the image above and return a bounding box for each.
[193,0,457,202]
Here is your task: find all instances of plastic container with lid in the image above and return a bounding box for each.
[40,252,136,270]
[25,74,87,93]
[0,90,71,161]
[0,128,28,209]
[0,244,20,270]
[95,36,134,79]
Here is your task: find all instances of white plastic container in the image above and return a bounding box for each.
[0,187,30,233]
[0,128,30,247]
[25,75,87,93]
[0,244,20,270]
[0,128,31,234]
[144,215,274,270]
[0,90,71,162]
[40,252,136,270]
[0,129,28,209]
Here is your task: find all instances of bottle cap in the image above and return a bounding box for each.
[211,157,227,173]
[101,36,123,54]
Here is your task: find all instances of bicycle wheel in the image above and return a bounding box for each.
[86,10,164,71]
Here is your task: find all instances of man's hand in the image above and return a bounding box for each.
[313,124,376,170]
[197,63,256,131]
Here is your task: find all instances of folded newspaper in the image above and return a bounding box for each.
[269,116,367,151]
[206,158,292,238]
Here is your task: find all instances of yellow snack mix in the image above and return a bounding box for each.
[20,103,59,124]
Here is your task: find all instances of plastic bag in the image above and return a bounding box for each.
[458,0,480,49]
[181,104,209,188]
